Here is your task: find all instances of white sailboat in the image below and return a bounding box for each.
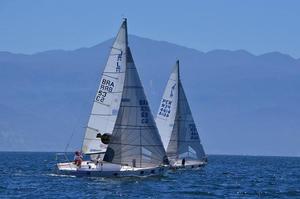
[57,19,168,177]
[156,60,207,169]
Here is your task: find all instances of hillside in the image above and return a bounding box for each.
[0,35,299,156]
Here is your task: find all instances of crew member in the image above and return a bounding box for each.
[181,158,186,167]
[74,151,83,167]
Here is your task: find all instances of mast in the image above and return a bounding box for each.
[176,60,180,160]
[123,18,128,47]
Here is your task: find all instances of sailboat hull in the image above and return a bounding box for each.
[57,161,168,177]
[169,160,207,170]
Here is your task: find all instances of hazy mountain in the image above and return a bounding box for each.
[0,35,299,156]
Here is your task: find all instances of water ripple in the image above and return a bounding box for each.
[0,153,299,198]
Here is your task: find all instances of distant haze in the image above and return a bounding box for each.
[1,0,300,58]
[0,35,299,157]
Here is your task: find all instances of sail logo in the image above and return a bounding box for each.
[170,84,176,98]
[116,51,123,72]
[158,99,172,117]
[95,78,115,102]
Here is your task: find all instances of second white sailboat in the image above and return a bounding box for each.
[156,60,207,169]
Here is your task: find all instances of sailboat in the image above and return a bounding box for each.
[57,19,168,177]
[155,60,207,169]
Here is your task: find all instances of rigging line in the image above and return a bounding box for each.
[64,109,83,153]
[64,91,95,153]
[65,117,86,154]
[79,64,105,151]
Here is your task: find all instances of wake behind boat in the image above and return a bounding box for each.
[156,60,207,169]
[57,19,168,177]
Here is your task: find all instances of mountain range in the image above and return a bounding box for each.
[0,35,299,156]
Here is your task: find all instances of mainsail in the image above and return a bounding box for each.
[103,47,167,168]
[81,20,128,154]
[156,60,206,162]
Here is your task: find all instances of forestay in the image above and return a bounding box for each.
[103,48,167,168]
[156,60,206,163]
[81,20,128,154]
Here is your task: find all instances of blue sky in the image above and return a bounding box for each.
[0,0,300,58]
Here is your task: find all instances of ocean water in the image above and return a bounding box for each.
[0,153,299,198]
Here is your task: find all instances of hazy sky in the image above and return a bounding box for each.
[1,0,300,57]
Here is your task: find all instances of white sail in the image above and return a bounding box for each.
[81,20,128,154]
[156,60,206,163]
[155,62,179,149]
[103,47,167,168]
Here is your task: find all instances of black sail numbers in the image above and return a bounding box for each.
[95,79,115,103]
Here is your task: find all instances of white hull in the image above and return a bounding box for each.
[57,161,168,177]
[170,160,207,170]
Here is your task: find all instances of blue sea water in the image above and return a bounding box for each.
[0,152,299,198]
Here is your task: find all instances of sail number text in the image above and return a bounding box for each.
[95,79,115,103]
[140,100,149,124]
[189,124,199,140]
[158,99,172,118]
